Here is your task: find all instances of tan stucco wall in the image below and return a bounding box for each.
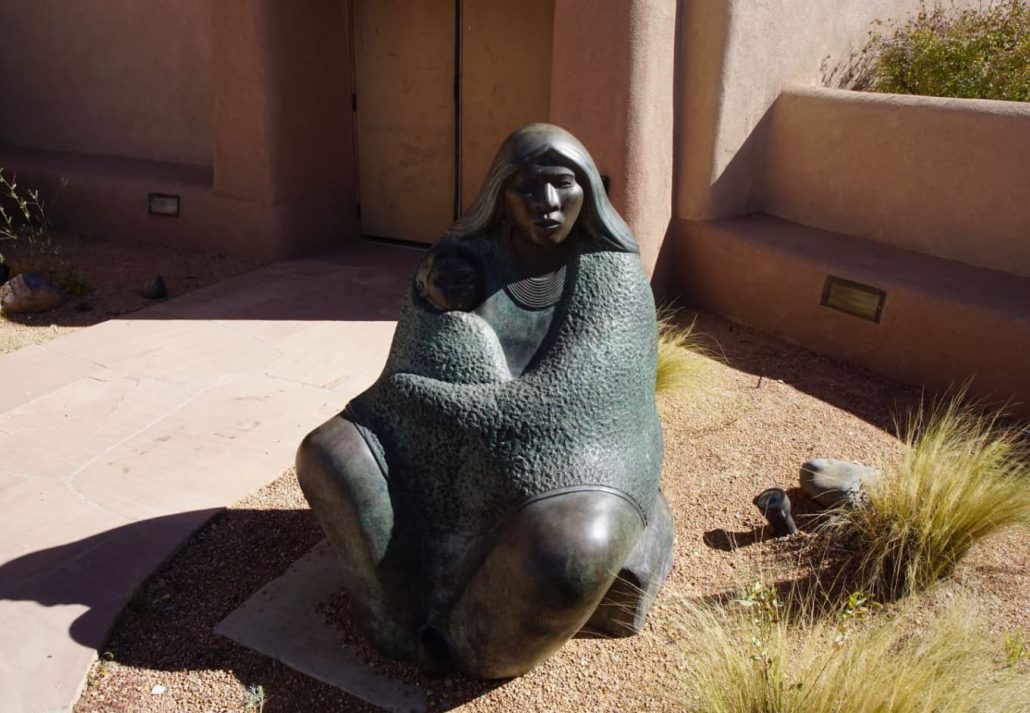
[675,0,980,221]
[460,0,554,213]
[0,0,213,166]
[213,0,355,211]
[208,0,357,257]
[550,0,677,275]
[678,216,1030,415]
[766,87,1030,279]
[1,0,357,261]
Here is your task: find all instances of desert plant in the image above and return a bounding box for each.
[824,395,1030,599]
[655,307,715,397]
[0,169,87,296]
[857,0,1030,101]
[244,683,267,712]
[672,583,1029,713]
[0,168,60,267]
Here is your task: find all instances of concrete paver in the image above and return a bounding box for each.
[0,346,101,413]
[0,241,423,713]
[215,540,427,713]
[0,371,200,481]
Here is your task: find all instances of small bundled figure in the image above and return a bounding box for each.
[298,124,673,678]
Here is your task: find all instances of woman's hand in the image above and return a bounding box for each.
[416,248,484,312]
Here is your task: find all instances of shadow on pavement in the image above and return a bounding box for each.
[2,504,505,712]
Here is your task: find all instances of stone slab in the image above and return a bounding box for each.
[0,345,101,413]
[0,370,202,480]
[215,540,426,713]
[0,509,218,713]
[44,319,281,387]
[71,375,338,521]
[0,243,421,712]
[0,474,128,583]
[267,321,396,394]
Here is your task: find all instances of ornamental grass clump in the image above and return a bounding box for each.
[655,308,715,397]
[672,583,1029,713]
[826,395,1030,599]
[861,0,1030,101]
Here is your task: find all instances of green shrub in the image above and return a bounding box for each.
[672,583,1029,713]
[861,1,1030,101]
[824,395,1030,599]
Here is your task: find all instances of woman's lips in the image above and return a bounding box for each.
[534,218,562,230]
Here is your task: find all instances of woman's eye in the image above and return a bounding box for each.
[556,180,575,189]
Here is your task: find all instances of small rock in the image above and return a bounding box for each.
[150,684,166,696]
[799,458,879,508]
[142,276,168,299]
[0,273,65,314]
[753,487,798,536]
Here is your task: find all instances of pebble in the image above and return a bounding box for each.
[142,275,168,299]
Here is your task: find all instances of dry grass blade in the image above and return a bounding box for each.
[669,584,1030,713]
[825,394,1030,599]
[655,307,717,398]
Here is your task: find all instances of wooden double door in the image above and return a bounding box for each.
[352,0,554,243]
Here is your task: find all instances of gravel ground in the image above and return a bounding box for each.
[72,311,1030,713]
[0,233,263,354]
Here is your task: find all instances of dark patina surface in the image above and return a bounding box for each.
[298,124,673,678]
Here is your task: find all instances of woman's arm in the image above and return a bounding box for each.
[387,250,657,423]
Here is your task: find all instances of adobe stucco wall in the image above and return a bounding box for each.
[0,0,212,166]
[675,0,980,221]
[671,0,1028,411]
[550,0,677,275]
[0,0,357,261]
[211,0,355,210]
[677,216,1030,413]
[766,87,1030,279]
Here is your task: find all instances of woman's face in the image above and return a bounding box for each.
[503,158,584,248]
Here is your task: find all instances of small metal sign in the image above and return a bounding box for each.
[148,193,180,217]
[820,276,886,323]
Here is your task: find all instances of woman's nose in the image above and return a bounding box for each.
[533,183,560,212]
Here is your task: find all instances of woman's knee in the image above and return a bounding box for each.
[298,417,380,494]
[505,490,644,610]
[297,415,392,561]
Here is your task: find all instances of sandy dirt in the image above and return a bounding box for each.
[0,234,263,354]
[72,312,1030,713]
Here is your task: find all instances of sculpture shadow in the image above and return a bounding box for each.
[0,508,224,650]
[0,505,511,711]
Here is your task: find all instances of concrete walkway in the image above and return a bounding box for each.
[0,241,424,713]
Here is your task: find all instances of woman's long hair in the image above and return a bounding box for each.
[447,123,638,254]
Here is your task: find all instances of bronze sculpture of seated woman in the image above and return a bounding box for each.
[297,123,673,678]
